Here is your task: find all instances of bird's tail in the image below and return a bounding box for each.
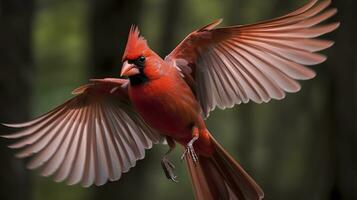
[185,136,264,200]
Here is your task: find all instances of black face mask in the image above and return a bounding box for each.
[128,56,148,86]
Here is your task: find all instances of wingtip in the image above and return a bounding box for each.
[320,54,328,63]
[198,18,223,32]
[334,22,341,30]
[16,152,31,158]
[71,83,95,95]
[327,22,341,33]
[325,40,335,49]
[330,7,338,16]
[81,183,92,188]
[308,70,317,80]
[1,134,13,139]
[0,123,24,138]
[1,122,21,128]
[215,18,223,25]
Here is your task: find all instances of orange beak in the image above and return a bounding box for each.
[120,61,140,77]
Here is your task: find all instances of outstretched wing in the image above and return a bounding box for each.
[2,78,162,187]
[165,0,339,117]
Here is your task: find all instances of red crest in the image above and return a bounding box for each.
[122,25,148,61]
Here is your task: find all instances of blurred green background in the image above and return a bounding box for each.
[0,0,355,199]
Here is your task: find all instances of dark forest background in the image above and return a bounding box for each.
[0,0,355,199]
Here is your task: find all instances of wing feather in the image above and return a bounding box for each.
[40,108,81,177]
[25,109,78,169]
[166,0,338,117]
[99,104,120,181]
[1,79,162,187]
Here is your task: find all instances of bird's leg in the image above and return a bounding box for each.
[161,137,178,182]
[181,127,199,163]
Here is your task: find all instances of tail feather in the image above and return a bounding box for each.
[186,136,264,200]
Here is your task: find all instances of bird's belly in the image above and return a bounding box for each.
[136,100,189,136]
[129,81,198,139]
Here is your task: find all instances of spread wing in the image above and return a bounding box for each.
[1,78,162,187]
[165,0,339,117]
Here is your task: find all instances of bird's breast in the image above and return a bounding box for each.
[128,75,200,139]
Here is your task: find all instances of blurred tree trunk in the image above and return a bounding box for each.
[88,0,143,78]
[0,0,34,200]
[157,0,183,56]
[88,0,152,199]
[328,0,357,199]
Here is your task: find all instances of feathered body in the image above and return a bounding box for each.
[126,45,213,155]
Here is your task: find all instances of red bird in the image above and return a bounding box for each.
[2,0,338,199]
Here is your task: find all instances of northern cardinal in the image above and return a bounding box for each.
[2,0,338,199]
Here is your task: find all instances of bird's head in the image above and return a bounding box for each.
[121,26,162,85]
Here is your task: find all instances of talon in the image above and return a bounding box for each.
[189,144,199,162]
[180,148,188,161]
[181,135,199,163]
[161,156,178,182]
[170,175,178,183]
[160,136,177,182]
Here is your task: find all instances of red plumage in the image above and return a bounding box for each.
[122,26,148,61]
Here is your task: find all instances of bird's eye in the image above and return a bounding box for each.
[137,56,145,65]
[127,56,145,67]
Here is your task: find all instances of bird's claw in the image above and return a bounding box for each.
[161,157,178,182]
[181,142,199,163]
